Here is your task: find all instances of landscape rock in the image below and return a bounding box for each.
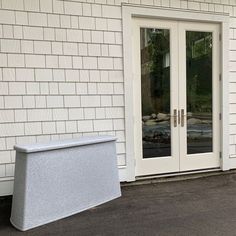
[187,118,202,125]
[201,120,212,124]
[145,120,157,126]
[158,121,169,124]
[151,113,157,119]
[157,113,168,120]
[142,116,151,122]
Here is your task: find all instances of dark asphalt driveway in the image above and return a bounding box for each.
[1,173,236,236]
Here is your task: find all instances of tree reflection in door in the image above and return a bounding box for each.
[140,28,171,158]
[186,31,213,154]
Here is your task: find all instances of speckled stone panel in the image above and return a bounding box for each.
[10,136,121,231]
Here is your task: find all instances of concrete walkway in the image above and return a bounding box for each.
[1,173,236,236]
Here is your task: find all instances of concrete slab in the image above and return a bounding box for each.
[1,173,236,235]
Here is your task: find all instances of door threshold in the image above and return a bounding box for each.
[122,169,236,187]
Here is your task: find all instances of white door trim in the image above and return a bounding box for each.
[122,4,230,181]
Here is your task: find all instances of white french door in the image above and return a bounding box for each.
[133,18,220,176]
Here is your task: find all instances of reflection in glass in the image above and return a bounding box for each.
[140,28,171,158]
[186,31,213,154]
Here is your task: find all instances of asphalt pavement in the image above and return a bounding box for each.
[1,173,236,236]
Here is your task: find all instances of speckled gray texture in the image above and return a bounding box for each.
[14,136,117,153]
[10,136,121,231]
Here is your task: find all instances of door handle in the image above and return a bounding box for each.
[181,109,185,127]
[173,109,177,127]
[178,110,180,125]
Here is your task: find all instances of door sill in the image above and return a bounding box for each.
[122,169,236,187]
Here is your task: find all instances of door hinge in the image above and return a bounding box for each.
[219,73,222,81]
[220,152,222,159]
[219,33,222,41]
[219,113,222,120]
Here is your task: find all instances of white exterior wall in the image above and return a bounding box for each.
[0,0,235,195]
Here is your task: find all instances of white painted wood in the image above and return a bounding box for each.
[122,4,229,23]
[133,18,179,176]
[0,179,14,196]
[134,19,220,175]
[0,2,232,190]
[123,8,136,181]
[118,166,128,181]
[179,22,221,171]
[229,157,236,169]
[222,20,230,170]
[122,5,229,178]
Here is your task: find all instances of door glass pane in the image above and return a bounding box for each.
[186,31,213,154]
[140,28,171,158]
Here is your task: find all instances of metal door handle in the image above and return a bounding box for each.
[178,110,180,125]
[173,109,177,127]
[181,109,184,127]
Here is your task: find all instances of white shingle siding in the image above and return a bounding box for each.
[229,4,236,156]
[0,0,235,192]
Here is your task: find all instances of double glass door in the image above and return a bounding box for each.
[133,19,220,176]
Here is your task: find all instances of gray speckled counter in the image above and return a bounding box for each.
[10,136,121,231]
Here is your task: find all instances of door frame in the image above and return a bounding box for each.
[133,19,221,176]
[122,4,230,181]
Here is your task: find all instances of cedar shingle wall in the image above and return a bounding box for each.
[0,0,235,194]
